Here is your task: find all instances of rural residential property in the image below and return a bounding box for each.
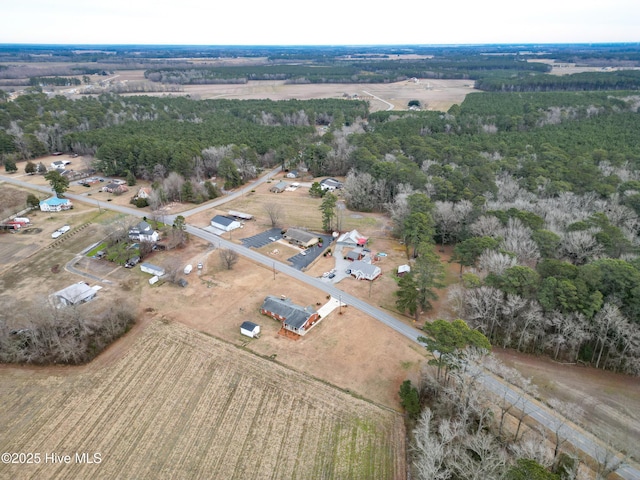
[128,221,159,242]
[283,228,319,248]
[269,180,288,193]
[337,229,367,247]
[51,282,97,307]
[348,260,381,281]
[260,295,320,336]
[320,177,343,191]
[39,197,73,212]
[140,262,165,277]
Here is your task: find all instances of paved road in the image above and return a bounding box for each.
[2,172,638,479]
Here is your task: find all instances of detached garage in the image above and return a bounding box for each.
[211,215,241,232]
[240,321,261,338]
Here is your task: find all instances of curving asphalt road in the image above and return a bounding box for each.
[2,170,638,479]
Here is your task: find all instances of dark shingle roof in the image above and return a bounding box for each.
[212,215,235,227]
[261,296,316,329]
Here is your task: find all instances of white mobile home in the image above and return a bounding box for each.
[140,262,165,277]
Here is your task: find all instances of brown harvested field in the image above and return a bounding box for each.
[27,68,474,113]
[0,320,406,480]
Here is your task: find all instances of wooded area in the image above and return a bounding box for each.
[2,46,640,376]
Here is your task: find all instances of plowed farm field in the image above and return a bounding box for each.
[0,320,405,480]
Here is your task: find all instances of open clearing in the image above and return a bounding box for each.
[0,320,405,479]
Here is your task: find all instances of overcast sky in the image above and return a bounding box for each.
[3,0,639,45]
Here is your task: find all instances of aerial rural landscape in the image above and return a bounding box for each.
[1,40,640,480]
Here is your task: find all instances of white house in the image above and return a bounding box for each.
[39,197,73,212]
[140,262,165,276]
[337,229,367,247]
[50,159,71,170]
[348,260,381,281]
[52,282,96,307]
[320,177,343,191]
[285,170,299,178]
[128,221,159,242]
[240,321,261,338]
[211,215,241,232]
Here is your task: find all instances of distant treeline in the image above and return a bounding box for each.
[144,57,549,85]
[476,70,640,92]
[29,76,81,87]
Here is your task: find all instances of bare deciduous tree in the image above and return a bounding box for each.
[219,248,239,270]
[263,202,284,228]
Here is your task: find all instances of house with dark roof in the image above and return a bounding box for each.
[129,221,159,242]
[345,247,365,262]
[283,228,319,248]
[211,215,241,232]
[260,295,320,336]
[320,177,343,191]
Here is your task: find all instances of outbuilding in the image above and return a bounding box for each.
[211,215,241,232]
[240,321,261,338]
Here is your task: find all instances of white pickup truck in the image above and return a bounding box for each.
[51,225,70,239]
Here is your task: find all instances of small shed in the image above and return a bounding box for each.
[240,321,261,338]
[140,262,165,276]
[398,264,411,276]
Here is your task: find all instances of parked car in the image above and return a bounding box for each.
[300,251,307,256]
[197,262,203,270]
[328,273,336,279]
[184,264,193,275]
[125,256,140,268]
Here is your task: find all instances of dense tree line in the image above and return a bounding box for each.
[405,345,621,480]
[0,301,135,365]
[476,70,640,92]
[29,76,81,87]
[144,56,550,85]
